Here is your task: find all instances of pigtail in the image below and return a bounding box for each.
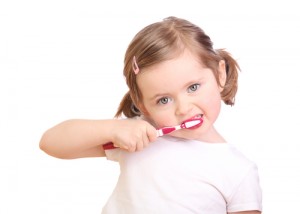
[216,49,240,106]
[115,91,140,118]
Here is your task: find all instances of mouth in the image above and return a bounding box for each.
[182,114,203,129]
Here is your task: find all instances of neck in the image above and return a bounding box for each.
[197,126,227,143]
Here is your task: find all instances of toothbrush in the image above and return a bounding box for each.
[102,118,203,150]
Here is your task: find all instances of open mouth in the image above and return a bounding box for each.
[182,114,203,129]
[194,114,203,119]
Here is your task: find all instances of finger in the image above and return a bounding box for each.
[140,133,149,150]
[113,141,127,150]
[147,126,158,142]
[127,140,137,152]
[136,138,144,151]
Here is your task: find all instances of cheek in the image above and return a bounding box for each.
[146,109,174,128]
[154,113,172,128]
[200,90,222,118]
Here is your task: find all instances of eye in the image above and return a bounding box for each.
[158,97,171,105]
[188,83,200,93]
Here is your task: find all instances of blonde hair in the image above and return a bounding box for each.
[115,16,240,118]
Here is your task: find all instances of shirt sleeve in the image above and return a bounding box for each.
[227,163,263,212]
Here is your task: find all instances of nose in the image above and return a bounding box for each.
[175,99,192,116]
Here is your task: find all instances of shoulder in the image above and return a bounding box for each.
[219,144,260,184]
[220,143,257,168]
[223,145,262,212]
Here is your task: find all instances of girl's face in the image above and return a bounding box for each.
[137,50,226,143]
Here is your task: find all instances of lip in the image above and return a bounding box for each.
[182,114,203,129]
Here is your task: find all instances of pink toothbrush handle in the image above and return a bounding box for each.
[157,127,176,136]
[103,127,175,150]
[103,142,116,150]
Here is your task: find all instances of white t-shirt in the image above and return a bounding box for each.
[103,135,262,214]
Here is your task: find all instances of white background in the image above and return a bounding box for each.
[1,0,299,213]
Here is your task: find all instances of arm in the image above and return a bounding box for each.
[39,119,157,159]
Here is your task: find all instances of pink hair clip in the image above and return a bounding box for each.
[132,56,140,74]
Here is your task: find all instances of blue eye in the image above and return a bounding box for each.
[158,97,171,105]
[188,83,200,93]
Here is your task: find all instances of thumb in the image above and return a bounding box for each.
[147,125,158,142]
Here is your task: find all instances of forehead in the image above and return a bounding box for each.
[136,50,209,96]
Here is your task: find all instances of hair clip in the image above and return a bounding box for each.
[132,56,140,74]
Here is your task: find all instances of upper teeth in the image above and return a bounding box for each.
[195,114,203,118]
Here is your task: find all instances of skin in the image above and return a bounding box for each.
[39,118,157,158]
[138,50,227,143]
[39,49,260,214]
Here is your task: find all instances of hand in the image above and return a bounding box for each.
[110,119,157,152]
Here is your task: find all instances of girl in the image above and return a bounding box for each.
[40,16,262,213]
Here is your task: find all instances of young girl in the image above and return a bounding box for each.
[40,16,262,213]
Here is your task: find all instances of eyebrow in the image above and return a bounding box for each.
[149,78,203,101]
[149,93,168,102]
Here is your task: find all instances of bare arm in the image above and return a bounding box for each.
[39,119,157,159]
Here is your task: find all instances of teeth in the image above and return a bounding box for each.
[195,114,203,118]
[182,114,203,125]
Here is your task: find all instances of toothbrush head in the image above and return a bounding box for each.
[180,118,203,129]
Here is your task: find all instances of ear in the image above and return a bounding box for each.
[137,102,149,116]
[218,60,227,92]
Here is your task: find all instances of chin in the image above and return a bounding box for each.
[171,132,199,140]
